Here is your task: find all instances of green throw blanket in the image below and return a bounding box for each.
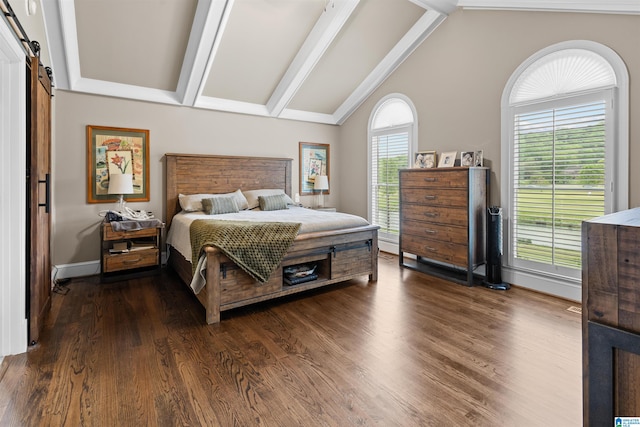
[190,220,301,283]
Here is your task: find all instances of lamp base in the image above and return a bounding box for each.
[316,191,324,208]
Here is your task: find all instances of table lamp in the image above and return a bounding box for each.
[108,173,134,213]
[314,175,329,208]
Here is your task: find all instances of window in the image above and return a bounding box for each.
[368,95,417,245]
[502,41,628,286]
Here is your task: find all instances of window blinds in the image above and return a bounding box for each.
[512,100,606,269]
[371,132,408,238]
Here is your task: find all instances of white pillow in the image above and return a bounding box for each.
[243,189,295,210]
[179,189,249,212]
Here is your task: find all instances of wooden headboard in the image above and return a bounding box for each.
[165,153,293,228]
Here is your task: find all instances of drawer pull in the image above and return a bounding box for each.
[425,246,438,252]
[424,195,436,200]
[423,178,437,182]
[425,229,437,234]
[123,258,142,264]
[424,212,439,218]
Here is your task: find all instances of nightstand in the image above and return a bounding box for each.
[100,219,164,282]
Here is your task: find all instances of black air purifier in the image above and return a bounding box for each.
[484,206,510,290]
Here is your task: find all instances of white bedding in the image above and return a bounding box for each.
[167,206,370,265]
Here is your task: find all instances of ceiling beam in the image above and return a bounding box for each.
[457,0,640,14]
[334,9,446,125]
[409,0,458,14]
[177,0,230,106]
[265,0,360,118]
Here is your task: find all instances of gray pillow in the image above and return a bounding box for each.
[202,196,239,215]
[258,194,289,211]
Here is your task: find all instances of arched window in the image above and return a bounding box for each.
[368,94,417,247]
[501,41,628,296]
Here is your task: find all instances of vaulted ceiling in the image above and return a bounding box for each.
[41,0,638,125]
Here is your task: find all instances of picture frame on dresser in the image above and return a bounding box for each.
[461,151,474,167]
[438,151,456,168]
[414,151,436,168]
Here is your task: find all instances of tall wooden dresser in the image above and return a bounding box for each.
[399,167,488,286]
[582,208,640,425]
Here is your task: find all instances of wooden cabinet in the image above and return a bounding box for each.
[399,167,488,286]
[582,208,640,425]
[101,221,163,281]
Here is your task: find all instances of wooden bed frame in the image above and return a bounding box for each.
[165,153,379,324]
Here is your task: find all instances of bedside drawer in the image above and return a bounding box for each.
[103,225,158,241]
[103,249,159,272]
[400,170,467,188]
[401,187,467,208]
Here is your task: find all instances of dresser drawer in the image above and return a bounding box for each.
[401,235,467,267]
[401,220,467,245]
[400,170,468,188]
[401,204,468,226]
[103,225,158,241]
[103,249,159,272]
[401,187,467,208]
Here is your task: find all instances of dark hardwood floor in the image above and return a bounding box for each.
[0,254,582,426]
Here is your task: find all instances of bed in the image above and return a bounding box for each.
[165,153,379,324]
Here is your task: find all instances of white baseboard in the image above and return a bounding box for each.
[378,241,579,302]
[503,267,581,302]
[53,252,169,280]
[53,261,101,280]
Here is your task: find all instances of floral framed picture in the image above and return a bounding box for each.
[299,142,330,196]
[438,151,457,168]
[87,125,150,203]
[414,151,437,168]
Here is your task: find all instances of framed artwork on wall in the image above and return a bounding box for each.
[299,142,330,196]
[86,125,150,203]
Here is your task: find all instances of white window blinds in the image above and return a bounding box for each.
[371,131,409,239]
[512,100,606,270]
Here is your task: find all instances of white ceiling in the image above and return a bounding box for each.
[41,0,639,125]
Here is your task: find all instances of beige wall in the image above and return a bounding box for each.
[52,9,640,268]
[338,9,640,216]
[52,92,339,265]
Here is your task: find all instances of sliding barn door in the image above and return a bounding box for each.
[27,56,52,344]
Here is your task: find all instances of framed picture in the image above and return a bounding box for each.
[87,125,150,203]
[299,142,330,196]
[438,151,457,168]
[460,151,474,167]
[474,150,484,167]
[414,151,437,168]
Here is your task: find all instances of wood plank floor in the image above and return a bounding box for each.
[0,254,582,426]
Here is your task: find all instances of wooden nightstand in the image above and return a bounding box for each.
[100,220,164,282]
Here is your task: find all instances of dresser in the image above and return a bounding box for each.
[582,208,640,425]
[399,167,488,286]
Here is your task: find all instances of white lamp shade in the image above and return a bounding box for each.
[108,173,134,195]
[314,175,329,191]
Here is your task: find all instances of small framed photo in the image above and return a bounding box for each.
[474,150,484,167]
[414,151,437,168]
[460,151,474,167]
[438,151,457,168]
